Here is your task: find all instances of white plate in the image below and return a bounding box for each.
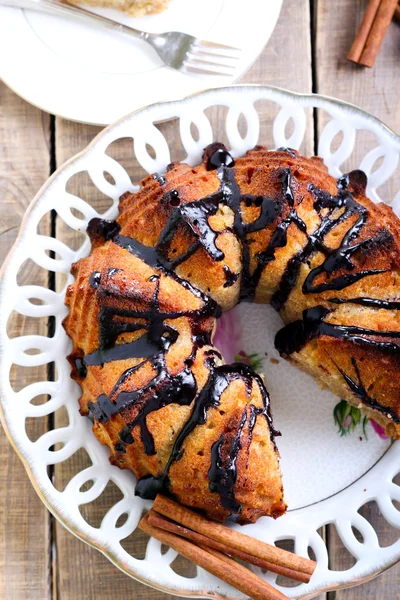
[0,0,282,125]
[1,85,400,599]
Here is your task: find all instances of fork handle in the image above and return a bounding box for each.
[0,0,150,41]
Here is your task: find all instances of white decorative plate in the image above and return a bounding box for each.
[0,0,282,125]
[1,85,400,599]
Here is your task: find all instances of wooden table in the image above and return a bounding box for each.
[1,1,400,598]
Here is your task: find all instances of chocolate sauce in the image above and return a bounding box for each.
[302,231,388,295]
[135,474,166,499]
[271,172,389,311]
[134,361,276,511]
[85,157,387,336]
[208,168,280,301]
[338,357,400,423]
[242,195,281,233]
[208,408,247,513]
[166,189,180,207]
[114,441,126,453]
[85,278,205,453]
[124,144,278,305]
[223,265,239,288]
[89,271,101,289]
[81,216,224,454]
[86,145,280,304]
[119,426,134,444]
[275,305,400,356]
[277,147,297,157]
[84,334,161,367]
[337,170,367,196]
[329,297,400,310]
[113,234,160,268]
[153,173,166,186]
[179,198,224,260]
[87,218,121,243]
[255,169,307,307]
[107,267,121,279]
[79,144,397,507]
[204,142,235,171]
[118,365,197,455]
[74,357,87,378]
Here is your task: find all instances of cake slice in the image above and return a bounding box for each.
[63,225,285,523]
[72,0,170,17]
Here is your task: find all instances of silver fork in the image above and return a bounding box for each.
[0,0,240,76]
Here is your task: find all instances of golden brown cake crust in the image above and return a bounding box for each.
[115,145,400,438]
[63,146,287,523]
[64,143,400,524]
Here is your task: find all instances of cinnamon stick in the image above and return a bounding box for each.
[348,0,398,67]
[139,513,289,600]
[348,0,381,63]
[147,511,311,583]
[153,495,315,577]
[359,0,398,66]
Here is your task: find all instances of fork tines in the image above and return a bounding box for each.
[184,40,241,77]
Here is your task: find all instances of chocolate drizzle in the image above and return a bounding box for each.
[107,267,121,278]
[223,265,239,288]
[126,165,279,302]
[93,148,283,305]
[135,361,277,511]
[337,357,400,424]
[204,142,235,171]
[329,297,400,310]
[256,169,307,307]
[84,274,217,455]
[271,173,386,311]
[87,218,120,243]
[91,147,281,303]
[200,167,280,301]
[89,271,101,289]
[74,356,87,379]
[74,142,400,513]
[272,170,399,363]
[277,147,297,158]
[114,441,126,453]
[153,173,166,186]
[208,409,247,513]
[275,305,400,357]
[119,426,134,444]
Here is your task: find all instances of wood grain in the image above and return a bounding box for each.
[2,0,400,597]
[315,1,400,596]
[51,1,313,598]
[0,82,52,599]
[315,0,400,132]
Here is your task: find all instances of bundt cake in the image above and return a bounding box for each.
[63,143,400,524]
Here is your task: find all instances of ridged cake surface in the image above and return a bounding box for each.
[64,143,400,523]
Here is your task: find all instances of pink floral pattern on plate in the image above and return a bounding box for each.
[212,310,242,364]
[370,420,389,440]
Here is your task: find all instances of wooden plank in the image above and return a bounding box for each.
[315,1,400,597]
[0,82,52,599]
[315,0,400,132]
[53,1,313,597]
[326,561,400,600]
